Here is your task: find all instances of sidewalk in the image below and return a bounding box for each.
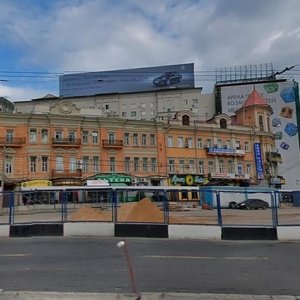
[0,291,299,300]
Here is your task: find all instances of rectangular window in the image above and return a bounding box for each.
[189,160,195,174]
[150,102,154,108]
[133,134,138,145]
[206,139,212,148]
[187,138,193,148]
[41,129,48,143]
[56,156,63,172]
[167,136,173,147]
[219,160,224,173]
[178,137,184,148]
[208,161,214,173]
[197,138,202,148]
[29,129,37,143]
[168,159,175,173]
[105,104,109,110]
[125,157,130,173]
[83,156,89,172]
[110,157,116,172]
[246,163,252,175]
[150,134,155,146]
[142,134,147,146]
[55,129,63,139]
[151,158,157,172]
[70,157,77,172]
[245,141,250,152]
[108,133,115,144]
[141,103,146,108]
[237,163,243,175]
[179,159,185,173]
[226,140,231,149]
[6,130,14,143]
[198,161,204,174]
[5,156,12,174]
[143,157,148,172]
[131,111,136,117]
[93,156,99,172]
[192,99,198,104]
[228,160,234,173]
[82,131,89,144]
[236,140,241,149]
[134,158,139,172]
[124,133,129,145]
[92,131,98,144]
[30,156,37,172]
[141,111,146,116]
[122,112,126,117]
[41,156,48,172]
[217,139,222,148]
[68,131,76,143]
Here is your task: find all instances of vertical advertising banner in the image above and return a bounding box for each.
[254,143,264,179]
[221,81,300,189]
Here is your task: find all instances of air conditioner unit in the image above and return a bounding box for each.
[77,159,83,169]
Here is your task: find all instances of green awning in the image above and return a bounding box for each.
[110,183,129,187]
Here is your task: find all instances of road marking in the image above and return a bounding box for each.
[143,255,268,260]
[0,254,32,257]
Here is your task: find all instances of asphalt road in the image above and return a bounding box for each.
[0,237,299,296]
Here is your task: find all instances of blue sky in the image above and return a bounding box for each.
[1,0,300,101]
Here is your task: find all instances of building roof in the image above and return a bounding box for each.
[242,88,268,108]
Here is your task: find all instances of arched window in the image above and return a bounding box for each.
[182,115,190,126]
[220,118,227,129]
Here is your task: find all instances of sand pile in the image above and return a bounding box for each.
[68,205,112,221]
[120,197,164,222]
[69,198,164,223]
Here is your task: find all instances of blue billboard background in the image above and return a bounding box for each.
[59,63,195,97]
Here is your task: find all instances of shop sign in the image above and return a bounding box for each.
[87,179,109,186]
[171,175,186,185]
[171,174,205,185]
[21,180,52,188]
[95,174,131,183]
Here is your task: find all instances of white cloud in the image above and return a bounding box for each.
[1,0,300,100]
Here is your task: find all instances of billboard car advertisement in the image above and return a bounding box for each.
[59,63,195,97]
[221,80,300,189]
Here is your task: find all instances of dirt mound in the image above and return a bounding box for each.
[68,206,111,221]
[122,197,164,222]
[69,198,163,223]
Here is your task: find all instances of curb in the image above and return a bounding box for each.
[0,292,299,300]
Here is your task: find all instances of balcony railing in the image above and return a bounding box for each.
[52,138,81,147]
[52,169,82,178]
[205,147,245,156]
[102,139,123,148]
[0,137,25,147]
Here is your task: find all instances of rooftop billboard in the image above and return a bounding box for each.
[220,80,300,189]
[59,63,194,97]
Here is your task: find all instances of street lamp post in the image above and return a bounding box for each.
[117,240,140,300]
